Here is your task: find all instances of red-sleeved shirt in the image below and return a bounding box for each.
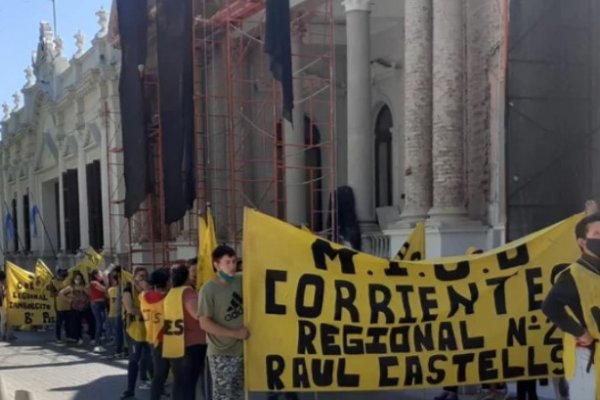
[90,281,106,302]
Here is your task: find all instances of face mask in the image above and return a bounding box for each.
[74,279,82,285]
[218,270,235,283]
[586,238,600,258]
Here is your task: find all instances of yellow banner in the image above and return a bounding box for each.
[6,262,55,326]
[243,208,581,392]
[197,209,217,289]
[393,221,426,261]
[68,247,102,286]
[34,259,54,291]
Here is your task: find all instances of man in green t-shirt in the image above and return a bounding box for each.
[198,245,249,400]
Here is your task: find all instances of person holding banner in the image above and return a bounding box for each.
[542,206,600,400]
[198,245,249,400]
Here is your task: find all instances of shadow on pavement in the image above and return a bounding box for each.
[49,375,150,400]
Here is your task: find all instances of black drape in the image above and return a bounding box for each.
[156,0,196,224]
[265,0,294,123]
[117,0,151,218]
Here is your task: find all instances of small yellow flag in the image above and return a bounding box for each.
[196,209,217,289]
[34,259,54,291]
[67,247,103,286]
[393,220,426,261]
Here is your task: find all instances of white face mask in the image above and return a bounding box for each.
[74,279,82,285]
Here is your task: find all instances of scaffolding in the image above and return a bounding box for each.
[193,0,337,248]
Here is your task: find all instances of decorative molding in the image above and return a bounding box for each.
[341,0,371,13]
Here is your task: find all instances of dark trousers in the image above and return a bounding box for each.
[517,380,538,400]
[83,306,95,339]
[55,310,69,340]
[150,344,170,400]
[170,344,207,400]
[69,310,83,340]
[126,336,153,393]
[115,317,124,354]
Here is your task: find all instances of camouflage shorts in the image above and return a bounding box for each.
[208,355,244,400]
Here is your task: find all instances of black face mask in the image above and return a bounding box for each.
[585,238,600,258]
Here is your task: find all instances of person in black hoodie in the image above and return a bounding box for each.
[542,200,600,400]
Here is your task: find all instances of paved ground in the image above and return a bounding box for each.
[0,332,559,400]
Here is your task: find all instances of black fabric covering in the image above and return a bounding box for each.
[117,0,151,218]
[265,0,294,123]
[327,186,362,251]
[156,0,196,224]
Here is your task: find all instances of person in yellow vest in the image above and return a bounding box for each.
[107,273,119,345]
[163,264,207,400]
[543,202,600,400]
[49,269,70,344]
[140,268,170,400]
[121,267,153,400]
[199,245,249,400]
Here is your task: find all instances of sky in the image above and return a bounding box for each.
[0,0,112,108]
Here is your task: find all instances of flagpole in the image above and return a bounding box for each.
[36,210,58,260]
[28,192,58,259]
[52,0,58,36]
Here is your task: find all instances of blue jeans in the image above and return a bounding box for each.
[91,301,107,345]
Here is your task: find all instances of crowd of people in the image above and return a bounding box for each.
[0,245,248,400]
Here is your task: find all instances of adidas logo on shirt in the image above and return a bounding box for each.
[225,292,243,321]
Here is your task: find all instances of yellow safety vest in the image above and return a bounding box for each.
[107,287,118,318]
[139,292,165,348]
[125,287,146,342]
[162,286,188,358]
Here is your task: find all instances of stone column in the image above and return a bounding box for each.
[399,0,433,224]
[57,139,67,253]
[343,0,374,223]
[428,0,468,223]
[99,104,111,253]
[284,19,308,226]
[76,134,90,248]
[15,171,24,253]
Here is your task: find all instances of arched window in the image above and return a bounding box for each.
[375,105,393,207]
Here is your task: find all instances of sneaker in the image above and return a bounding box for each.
[93,346,104,353]
[138,381,151,390]
[120,390,135,399]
